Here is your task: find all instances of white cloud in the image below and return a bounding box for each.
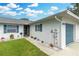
[0,6,10,11]
[51,6,59,11]
[4,11,17,16]
[27,13,35,16]
[16,7,23,10]
[24,8,32,12]
[34,10,43,14]
[24,8,44,17]
[0,5,11,15]
[18,11,25,15]
[28,3,38,7]
[45,6,59,15]
[7,3,19,8]
[24,8,43,14]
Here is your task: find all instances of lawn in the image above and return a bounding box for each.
[0,38,47,56]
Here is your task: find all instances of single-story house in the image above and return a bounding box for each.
[30,10,79,49]
[0,10,79,49]
[0,17,31,40]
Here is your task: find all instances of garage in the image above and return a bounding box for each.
[66,24,74,45]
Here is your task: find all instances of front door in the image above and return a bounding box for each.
[66,24,73,45]
[24,25,30,36]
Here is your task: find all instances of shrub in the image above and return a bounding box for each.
[31,36,33,38]
[1,37,5,41]
[41,41,44,43]
[10,34,14,39]
[34,37,37,40]
[49,43,53,47]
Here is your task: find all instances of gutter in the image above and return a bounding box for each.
[55,16,62,22]
[67,10,79,20]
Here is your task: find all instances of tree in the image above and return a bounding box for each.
[69,3,79,16]
[20,18,29,21]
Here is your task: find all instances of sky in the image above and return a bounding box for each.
[0,3,73,21]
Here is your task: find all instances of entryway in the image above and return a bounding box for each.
[24,25,30,37]
[66,24,74,45]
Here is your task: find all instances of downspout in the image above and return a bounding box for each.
[54,16,64,49]
[54,16,62,22]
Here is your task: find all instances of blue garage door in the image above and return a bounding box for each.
[66,24,73,45]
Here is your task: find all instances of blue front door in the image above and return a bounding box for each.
[66,24,73,45]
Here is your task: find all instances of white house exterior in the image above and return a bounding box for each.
[0,17,31,41]
[0,10,79,49]
[30,10,79,49]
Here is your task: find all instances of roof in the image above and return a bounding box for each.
[0,10,78,25]
[30,10,79,24]
[0,17,32,25]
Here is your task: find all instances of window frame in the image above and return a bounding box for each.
[35,24,42,32]
[4,25,19,33]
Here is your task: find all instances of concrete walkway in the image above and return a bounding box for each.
[52,43,79,56]
[26,37,79,56]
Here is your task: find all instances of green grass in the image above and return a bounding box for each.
[0,39,47,56]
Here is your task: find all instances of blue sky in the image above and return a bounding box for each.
[0,3,73,21]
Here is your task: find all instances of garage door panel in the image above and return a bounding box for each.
[66,24,73,45]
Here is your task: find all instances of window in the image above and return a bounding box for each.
[35,24,42,32]
[4,25,19,33]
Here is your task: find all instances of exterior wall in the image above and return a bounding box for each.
[30,18,61,48]
[61,23,66,49]
[75,22,79,42]
[30,13,79,49]
[0,24,24,41]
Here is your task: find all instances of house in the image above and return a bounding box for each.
[0,17,31,40]
[0,10,79,49]
[30,10,79,49]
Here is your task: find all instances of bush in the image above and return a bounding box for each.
[49,43,54,47]
[10,34,14,39]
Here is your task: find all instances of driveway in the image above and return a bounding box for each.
[26,37,79,56]
[52,43,79,56]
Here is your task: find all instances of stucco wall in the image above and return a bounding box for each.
[75,22,79,42]
[30,18,61,48]
[30,13,79,49]
[0,24,24,41]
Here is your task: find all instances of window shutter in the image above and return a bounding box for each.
[4,25,6,33]
[40,24,42,32]
[17,26,19,33]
